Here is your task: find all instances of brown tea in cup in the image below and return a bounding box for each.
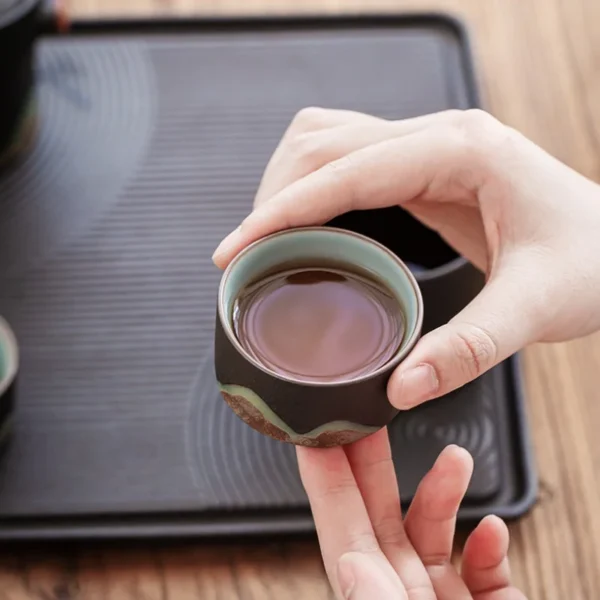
[216,227,423,447]
[232,266,405,384]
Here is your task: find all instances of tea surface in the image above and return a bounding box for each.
[233,267,404,383]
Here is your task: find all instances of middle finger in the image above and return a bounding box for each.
[345,429,436,600]
[297,444,405,599]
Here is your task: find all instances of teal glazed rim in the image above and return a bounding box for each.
[0,317,19,398]
[218,226,424,388]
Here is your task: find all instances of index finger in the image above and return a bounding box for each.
[212,125,469,268]
[296,446,378,566]
[345,429,435,599]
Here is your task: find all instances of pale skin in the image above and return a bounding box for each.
[213,108,600,599]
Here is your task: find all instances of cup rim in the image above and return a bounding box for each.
[217,226,424,388]
[0,317,19,396]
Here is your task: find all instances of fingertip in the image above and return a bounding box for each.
[212,201,298,269]
[387,362,439,410]
[479,514,510,550]
[462,514,516,597]
[407,444,473,524]
[212,225,243,268]
[464,514,510,568]
[211,253,228,269]
[337,552,359,598]
[432,444,473,502]
[481,513,509,533]
[436,444,474,477]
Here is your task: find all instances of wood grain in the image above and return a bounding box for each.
[2,0,600,598]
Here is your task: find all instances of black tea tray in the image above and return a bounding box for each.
[0,14,536,540]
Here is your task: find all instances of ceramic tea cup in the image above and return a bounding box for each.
[214,226,423,448]
[0,0,67,168]
[0,316,18,445]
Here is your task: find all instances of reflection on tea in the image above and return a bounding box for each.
[233,267,405,383]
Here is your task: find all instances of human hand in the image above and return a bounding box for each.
[298,429,526,600]
[213,108,600,409]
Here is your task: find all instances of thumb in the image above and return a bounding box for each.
[388,260,542,409]
[337,552,407,600]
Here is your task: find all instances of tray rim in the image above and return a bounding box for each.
[42,10,482,106]
[0,11,537,541]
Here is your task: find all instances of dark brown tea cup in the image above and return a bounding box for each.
[0,0,67,169]
[214,227,423,448]
[0,0,42,168]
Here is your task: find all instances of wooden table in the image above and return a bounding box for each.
[3,0,600,598]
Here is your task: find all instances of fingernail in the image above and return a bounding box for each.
[212,225,242,266]
[391,364,438,409]
[337,554,357,599]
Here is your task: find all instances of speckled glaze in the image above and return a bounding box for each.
[214,227,423,448]
[0,317,19,446]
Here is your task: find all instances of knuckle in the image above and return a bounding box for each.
[422,555,452,569]
[323,153,355,178]
[285,132,324,169]
[402,585,438,600]
[321,154,357,208]
[438,108,465,122]
[372,514,408,547]
[454,108,497,132]
[313,477,356,503]
[450,324,498,380]
[452,109,512,156]
[290,106,332,133]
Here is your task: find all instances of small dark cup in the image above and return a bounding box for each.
[0,317,18,446]
[0,0,66,169]
[214,226,423,448]
[0,0,42,168]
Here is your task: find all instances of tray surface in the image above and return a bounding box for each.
[0,15,535,539]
